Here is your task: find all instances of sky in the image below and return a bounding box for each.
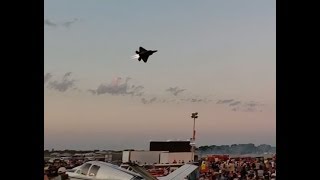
[44,0,276,150]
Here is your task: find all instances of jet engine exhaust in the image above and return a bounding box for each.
[131,54,139,59]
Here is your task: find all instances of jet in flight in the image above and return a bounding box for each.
[132,47,157,63]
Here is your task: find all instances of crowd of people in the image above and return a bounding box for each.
[44,158,84,180]
[198,157,276,180]
[44,155,276,180]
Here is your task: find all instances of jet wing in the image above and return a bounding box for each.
[142,55,149,63]
[139,47,147,52]
[127,164,158,180]
[157,164,198,180]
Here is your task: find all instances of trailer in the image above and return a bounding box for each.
[122,150,166,165]
[160,152,193,164]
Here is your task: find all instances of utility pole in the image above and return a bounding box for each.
[190,112,198,162]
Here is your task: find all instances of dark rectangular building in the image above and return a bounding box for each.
[149,141,191,152]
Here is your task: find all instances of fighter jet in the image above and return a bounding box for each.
[133,47,157,63]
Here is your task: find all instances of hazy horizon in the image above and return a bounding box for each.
[45,142,276,151]
[44,0,276,150]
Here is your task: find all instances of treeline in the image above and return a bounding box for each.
[44,149,122,157]
[44,144,276,156]
[198,144,276,155]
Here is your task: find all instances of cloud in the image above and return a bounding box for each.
[96,84,125,95]
[62,18,78,28]
[166,87,186,96]
[44,18,78,28]
[44,19,57,27]
[240,108,257,112]
[141,97,157,104]
[216,98,264,112]
[203,98,213,103]
[141,98,147,104]
[172,97,212,104]
[229,101,241,106]
[233,101,264,112]
[217,99,234,104]
[47,72,76,92]
[89,77,144,96]
[190,98,203,103]
[44,73,52,84]
[134,92,144,97]
[240,101,264,112]
[130,85,144,96]
[63,72,72,78]
[87,89,97,95]
[245,102,260,107]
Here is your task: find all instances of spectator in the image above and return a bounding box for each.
[257,165,264,178]
[58,167,69,180]
[240,166,247,179]
[270,173,276,180]
[44,166,49,180]
[263,170,270,180]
